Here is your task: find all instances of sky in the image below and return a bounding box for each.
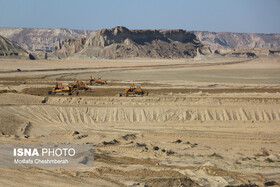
[0,0,279,33]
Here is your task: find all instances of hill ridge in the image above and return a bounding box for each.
[54,26,211,59]
[0,34,30,59]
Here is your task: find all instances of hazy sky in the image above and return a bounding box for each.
[0,0,279,33]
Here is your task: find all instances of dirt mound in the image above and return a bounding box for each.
[96,167,200,186]
[1,105,279,126]
[0,35,31,59]
[54,26,211,59]
[0,112,23,135]
[122,134,137,141]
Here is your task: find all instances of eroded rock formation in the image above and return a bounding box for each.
[0,35,30,59]
[55,26,211,59]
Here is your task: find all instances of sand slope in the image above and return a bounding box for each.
[0,56,279,186]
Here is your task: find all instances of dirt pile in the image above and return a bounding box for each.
[54,26,211,59]
[4,105,278,125]
[0,35,31,59]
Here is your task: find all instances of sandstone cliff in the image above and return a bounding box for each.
[0,28,95,52]
[0,35,30,59]
[193,31,280,49]
[0,27,279,54]
[54,26,211,59]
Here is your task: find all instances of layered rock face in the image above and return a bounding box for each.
[1,27,279,55]
[55,26,211,59]
[193,31,280,49]
[0,28,95,52]
[0,35,30,59]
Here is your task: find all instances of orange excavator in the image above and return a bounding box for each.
[119,83,148,97]
[88,76,107,85]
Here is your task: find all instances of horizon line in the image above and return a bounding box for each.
[0,26,279,35]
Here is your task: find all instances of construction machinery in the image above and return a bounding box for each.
[119,83,148,97]
[89,76,107,85]
[48,83,79,95]
[48,80,89,95]
[70,80,89,91]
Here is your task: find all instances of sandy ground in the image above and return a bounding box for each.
[0,56,280,187]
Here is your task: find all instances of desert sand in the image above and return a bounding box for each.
[0,55,279,186]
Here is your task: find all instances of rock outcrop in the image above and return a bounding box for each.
[54,26,211,59]
[193,31,280,49]
[1,27,279,57]
[0,28,95,52]
[0,35,31,59]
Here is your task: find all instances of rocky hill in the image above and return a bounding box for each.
[0,28,95,52]
[0,27,279,55]
[0,35,30,59]
[54,26,211,59]
[193,31,280,49]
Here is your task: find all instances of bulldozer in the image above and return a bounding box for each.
[48,80,89,95]
[70,80,89,91]
[89,76,107,86]
[119,83,148,97]
[48,83,79,95]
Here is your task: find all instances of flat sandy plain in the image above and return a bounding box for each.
[0,55,279,186]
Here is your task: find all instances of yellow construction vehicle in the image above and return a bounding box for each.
[48,80,89,95]
[119,83,148,97]
[70,80,89,91]
[89,76,107,85]
[48,83,79,95]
